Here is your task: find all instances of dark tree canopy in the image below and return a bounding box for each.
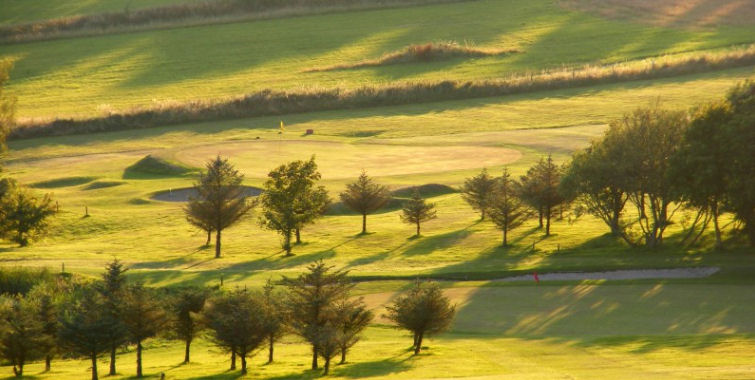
[121,284,168,378]
[282,260,354,371]
[0,296,50,377]
[203,290,267,375]
[519,155,566,236]
[0,187,55,247]
[610,106,688,247]
[670,102,732,248]
[488,169,528,247]
[98,259,130,376]
[339,171,391,234]
[261,279,285,364]
[722,81,755,246]
[259,156,328,256]
[185,156,254,258]
[400,188,437,236]
[385,281,455,355]
[169,286,209,364]
[58,287,123,380]
[561,134,632,243]
[460,168,496,220]
[331,298,372,365]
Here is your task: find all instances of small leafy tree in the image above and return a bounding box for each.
[261,279,285,364]
[170,286,209,364]
[460,168,496,220]
[282,260,354,370]
[121,284,168,378]
[561,137,632,243]
[58,287,121,380]
[259,156,328,256]
[0,187,55,246]
[489,169,528,246]
[0,295,49,377]
[612,106,688,247]
[339,171,391,234]
[670,102,731,248]
[204,290,267,375]
[400,188,437,236]
[185,156,254,258]
[385,281,456,355]
[721,81,755,246]
[98,259,129,376]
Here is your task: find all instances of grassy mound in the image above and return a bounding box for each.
[30,176,96,188]
[82,180,124,190]
[307,41,518,72]
[123,155,195,178]
[391,183,456,198]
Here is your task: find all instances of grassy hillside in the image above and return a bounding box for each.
[0,0,194,25]
[3,0,755,119]
[1,0,753,378]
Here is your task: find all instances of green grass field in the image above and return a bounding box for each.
[1,0,754,378]
[4,0,755,118]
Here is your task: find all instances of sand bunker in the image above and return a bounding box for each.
[151,186,262,202]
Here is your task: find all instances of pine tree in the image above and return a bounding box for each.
[460,168,496,220]
[0,296,50,377]
[170,287,209,364]
[339,171,391,234]
[282,260,354,370]
[58,287,121,380]
[204,290,267,375]
[385,281,455,355]
[185,156,254,258]
[400,188,437,236]
[98,259,129,376]
[121,284,168,378]
[488,169,529,246]
[261,279,285,364]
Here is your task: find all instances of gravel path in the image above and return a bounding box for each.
[496,267,720,282]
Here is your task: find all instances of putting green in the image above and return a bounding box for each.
[173,140,522,179]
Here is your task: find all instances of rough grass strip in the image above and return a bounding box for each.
[0,0,473,44]
[306,41,518,72]
[10,44,755,140]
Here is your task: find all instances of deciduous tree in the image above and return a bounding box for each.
[519,155,565,236]
[259,156,328,256]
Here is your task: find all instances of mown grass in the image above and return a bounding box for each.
[1,282,753,379]
[3,0,755,119]
[0,0,470,44]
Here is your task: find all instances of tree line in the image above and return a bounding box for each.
[460,81,754,248]
[0,260,456,379]
[185,80,753,252]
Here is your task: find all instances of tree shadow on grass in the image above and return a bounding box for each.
[185,372,244,380]
[331,357,412,378]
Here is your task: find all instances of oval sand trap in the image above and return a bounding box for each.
[151,186,262,202]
